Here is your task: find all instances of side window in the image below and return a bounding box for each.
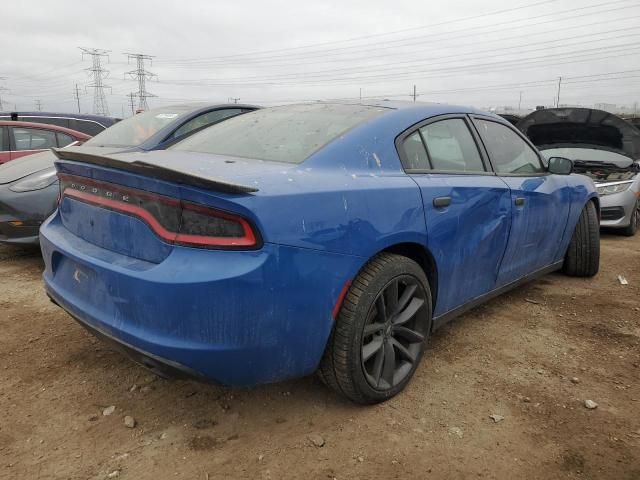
[77,120,105,136]
[474,119,544,174]
[171,109,243,139]
[420,119,485,172]
[56,132,75,147]
[402,132,430,170]
[12,127,58,151]
[0,127,8,151]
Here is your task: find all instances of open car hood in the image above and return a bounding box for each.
[518,108,640,161]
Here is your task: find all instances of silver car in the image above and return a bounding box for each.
[519,108,640,236]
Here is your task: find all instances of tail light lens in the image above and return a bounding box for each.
[59,174,259,249]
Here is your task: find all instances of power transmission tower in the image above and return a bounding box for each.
[228,97,240,104]
[73,83,83,113]
[35,99,42,111]
[80,47,111,116]
[127,92,137,115]
[125,53,156,111]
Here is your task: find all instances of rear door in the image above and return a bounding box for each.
[398,115,512,317]
[472,117,570,287]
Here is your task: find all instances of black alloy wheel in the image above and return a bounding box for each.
[361,276,427,390]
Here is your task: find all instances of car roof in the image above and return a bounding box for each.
[0,120,91,138]
[0,111,119,123]
[317,99,487,113]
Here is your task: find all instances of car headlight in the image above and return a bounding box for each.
[9,167,58,192]
[596,181,633,196]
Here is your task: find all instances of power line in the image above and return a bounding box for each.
[125,53,157,111]
[80,47,111,116]
[160,0,564,63]
[159,0,633,66]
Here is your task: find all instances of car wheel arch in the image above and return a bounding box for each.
[355,242,439,316]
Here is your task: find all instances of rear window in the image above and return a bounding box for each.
[85,106,193,148]
[170,103,386,164]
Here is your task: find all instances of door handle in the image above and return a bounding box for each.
[433,196,452,208]
[515,197,526,206]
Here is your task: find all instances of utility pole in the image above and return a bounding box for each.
[35,99,42,111]
[359,88,362,101]
[229,97,240,104]
[412,85,417,102]
[556,76,562,107]
[80,47,111,116]
[73,83,82,113]
[127,92,137,115]
[0,77,7,111]
[518,91,523,112]
[125,53,157,111]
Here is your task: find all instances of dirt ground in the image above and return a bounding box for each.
[0,233,638,480]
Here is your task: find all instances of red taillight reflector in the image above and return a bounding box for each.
[332,280,352,319]
[59,175,259,249]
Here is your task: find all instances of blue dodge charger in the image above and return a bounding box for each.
[41,102,600,403]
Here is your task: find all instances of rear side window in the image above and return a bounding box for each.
[12,127,58,150]
[402,132,430,170]
[420,119,485,172]
[171,109,245,139]
[171,103,386,164]
[56,132,75,147]
[0,127,8,151]
[475,119,544,174]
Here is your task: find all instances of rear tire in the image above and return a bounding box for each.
[620,200,639,237]
[563,201,600,277]
[318,253,432,404]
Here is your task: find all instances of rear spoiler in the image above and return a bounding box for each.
[51,148,259,194]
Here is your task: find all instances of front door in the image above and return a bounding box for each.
[398,116,512,317]
[472,117,571,287]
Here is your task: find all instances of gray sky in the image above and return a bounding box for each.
[2,0,639,116]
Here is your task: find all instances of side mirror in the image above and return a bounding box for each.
[548,156,573,175]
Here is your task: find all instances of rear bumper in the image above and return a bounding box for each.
[48,292,209,381]
[40,212,362,386]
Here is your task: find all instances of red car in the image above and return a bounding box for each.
[0,121,90,164]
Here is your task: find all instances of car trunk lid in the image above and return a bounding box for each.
[52,149,286,263]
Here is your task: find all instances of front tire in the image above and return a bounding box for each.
[620,200,639,237]
[318,253,432,404]
[563,201,600,277]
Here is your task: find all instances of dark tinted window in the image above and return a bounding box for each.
[475,119,544,174]
[76,120,105,136]
[171,103,386,164]
[420,119,485,172]
[402,132,429,170]
[171,109,244,139]
[56,132,75,147]
[21,116,69,128]
[13,127,57,150]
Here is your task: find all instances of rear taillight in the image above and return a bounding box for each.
[59,174,259,249]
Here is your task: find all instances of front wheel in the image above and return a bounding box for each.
[563,201,600,277]
[318,253,432,404]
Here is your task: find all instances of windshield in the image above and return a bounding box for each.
[84,106,193,148]
[541,147,633,168]
[170,103,386,164]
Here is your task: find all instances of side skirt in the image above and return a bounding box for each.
[431,261,564,331]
